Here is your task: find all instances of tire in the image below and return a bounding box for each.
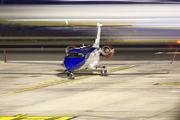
[101,70,104,76]
[104,70,107,76]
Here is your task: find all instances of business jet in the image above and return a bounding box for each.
[4,23,176,79]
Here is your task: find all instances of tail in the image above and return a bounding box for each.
[93,23,102,47]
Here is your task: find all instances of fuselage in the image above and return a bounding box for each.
[64,46,100,71]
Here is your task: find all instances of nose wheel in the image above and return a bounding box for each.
[101,66,107,76]
[67,70,75,79]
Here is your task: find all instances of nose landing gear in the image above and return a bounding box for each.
[67,70,75,79]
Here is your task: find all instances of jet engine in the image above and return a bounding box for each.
[101,45,114,58]
[65,45,77,53]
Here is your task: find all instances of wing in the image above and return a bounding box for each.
[94,61,172,67]
[5,61,63,66]
[95,49,177,67]
[3,49,63,66]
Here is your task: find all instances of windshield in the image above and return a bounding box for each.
[66,52,84,58]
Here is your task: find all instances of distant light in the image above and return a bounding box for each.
[71,25,75,26]
[65,20,68,25]
[128,25,132,26]
[168,45,173,48]
[177,41,180,44]
[7,18,180,22]
[41,47,43,50]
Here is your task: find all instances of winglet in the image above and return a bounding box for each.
[4,49,7,62]
[170,49,177,64]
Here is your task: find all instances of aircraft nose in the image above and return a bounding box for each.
[64,58,85,70]
[65,63,73,70]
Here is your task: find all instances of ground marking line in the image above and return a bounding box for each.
[109,65,135,72]
[156,83,180,85]
[83,83,180,86]
[82,83,153,85]
[14,114,26,117]
[155,52,164,54]
[155,52,180,54]
[0,65,135,97]
[0,116,75,120]
[1,113,180,116]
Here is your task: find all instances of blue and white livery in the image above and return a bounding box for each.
[63,23,175,79]
[4,23,176,79]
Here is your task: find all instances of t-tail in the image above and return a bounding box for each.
[93,23,102,47]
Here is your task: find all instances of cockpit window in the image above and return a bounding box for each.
[66,52,84,58]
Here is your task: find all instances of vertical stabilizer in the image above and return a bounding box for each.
[93,23,102,47]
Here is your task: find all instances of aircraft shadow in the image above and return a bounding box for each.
[0,71,169,79]
[56,72,98,78]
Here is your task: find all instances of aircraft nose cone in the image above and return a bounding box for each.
[64,57,85,70]
[65,63,73,70]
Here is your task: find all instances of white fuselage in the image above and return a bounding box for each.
[82,48,101,69]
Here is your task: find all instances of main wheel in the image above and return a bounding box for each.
[104,70,107,76]
[101,70,104,76]
[101,70,107,76]
[101,70,106,76]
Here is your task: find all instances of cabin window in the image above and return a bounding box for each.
[66,52,84,58]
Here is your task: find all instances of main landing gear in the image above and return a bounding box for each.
[67,70,75,79]
[65,66,107,79]
[101,66,107,76]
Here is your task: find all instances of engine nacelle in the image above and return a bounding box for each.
[65,45,77,53]
[101,45,114,58]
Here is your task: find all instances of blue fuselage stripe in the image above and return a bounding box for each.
[64,46,96,70]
